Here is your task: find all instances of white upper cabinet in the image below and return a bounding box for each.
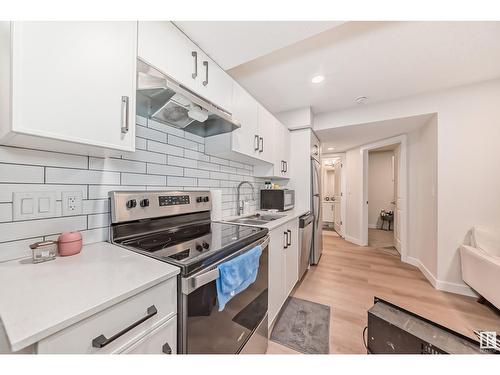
[138,21,198,93]
[0,22,137,154]
[230,82,260,157]
[138,21,232,113]
[254,115,291,179]
[257,104,275,163]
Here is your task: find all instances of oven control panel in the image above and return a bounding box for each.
[109,191,212,224]
[159,195,190,206]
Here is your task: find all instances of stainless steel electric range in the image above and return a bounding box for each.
[109,191,269,354]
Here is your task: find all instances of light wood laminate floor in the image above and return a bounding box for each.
[267,234,500,354]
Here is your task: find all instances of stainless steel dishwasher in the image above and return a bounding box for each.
[298,212,314,280]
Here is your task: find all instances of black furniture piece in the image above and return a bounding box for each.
[365,297,496,354]
[379,210,394,231]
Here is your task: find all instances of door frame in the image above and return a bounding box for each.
[321,152,346,238]
[360,135,408,261]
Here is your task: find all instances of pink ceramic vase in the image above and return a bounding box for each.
[58,231,82,256]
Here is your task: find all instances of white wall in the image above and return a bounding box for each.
[368,151,394,228]
[316,79,500,295]
[407,117,438,277]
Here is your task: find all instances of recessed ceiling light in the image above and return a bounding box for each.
[311,75,325,84]
[355,96,368,104]
[327,147,335,151]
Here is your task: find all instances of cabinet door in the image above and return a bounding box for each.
[11,21,136,151]
[268,225,286,325]
[257,105,276,163]
[120,316,176,354]
[138,21,198,92]
[284,220,299,297]
[231,83,260,158]
[282,124,291,177]
[196,51,233,113]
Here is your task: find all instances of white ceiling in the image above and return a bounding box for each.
[317,113,434,153]
[174,21,343,70]
[226,21,500,115]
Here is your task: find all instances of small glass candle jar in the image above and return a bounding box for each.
[30,241,58,263]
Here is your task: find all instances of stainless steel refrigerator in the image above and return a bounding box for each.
[310,134,323,265]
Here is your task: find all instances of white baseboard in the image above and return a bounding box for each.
[345,235,364,246]
[404,256,476,297]
[368,224,378,229]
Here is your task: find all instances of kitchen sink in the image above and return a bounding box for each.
[228,213,286,225]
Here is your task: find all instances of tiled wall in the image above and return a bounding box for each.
[0,116,260,262]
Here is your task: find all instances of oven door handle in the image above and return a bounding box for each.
[181,236,270,295]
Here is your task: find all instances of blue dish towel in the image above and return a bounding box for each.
[216,245,263,311]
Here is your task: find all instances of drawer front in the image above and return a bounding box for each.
[37,277,176,354]
[119,315,176,354]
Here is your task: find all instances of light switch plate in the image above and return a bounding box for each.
[62,191,83,216]
[13,192,57,220]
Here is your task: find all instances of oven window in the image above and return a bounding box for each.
[186,247,268,354]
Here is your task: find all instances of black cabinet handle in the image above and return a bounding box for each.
[287,229,292,246]
[162,342,172,354]
[280,161,284,173]
[202,61,209,86]
[259,137,264,153]
[254,135,260,151]
[284,161,288,173]
[92,305,157,348]
[284,231,288,249]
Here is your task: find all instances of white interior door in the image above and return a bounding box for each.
[333,160,342,234]
[393,145,401,251]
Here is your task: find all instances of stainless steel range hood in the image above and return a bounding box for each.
[136,59,240,137]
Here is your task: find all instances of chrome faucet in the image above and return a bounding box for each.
[236,181,255,216]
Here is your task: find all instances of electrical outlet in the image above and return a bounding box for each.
[62,191,83,216]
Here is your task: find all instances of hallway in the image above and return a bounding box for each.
[267,234,500,354]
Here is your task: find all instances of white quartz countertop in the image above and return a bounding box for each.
[0,242,179,352]
[222,209,310,231]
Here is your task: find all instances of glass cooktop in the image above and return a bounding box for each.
[116,221,267,276]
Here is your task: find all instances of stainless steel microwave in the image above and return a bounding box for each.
[260,189,295,211]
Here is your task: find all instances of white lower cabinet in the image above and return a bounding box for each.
[119,316,176,354]
[37,277,177,354]
[268,219,299,326]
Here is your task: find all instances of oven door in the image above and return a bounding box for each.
[179,236,269,354]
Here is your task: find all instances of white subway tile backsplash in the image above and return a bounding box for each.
[88,213,111,229]
[168,155,197,168]
[136,125,167,143]
[46,168,120,185]
[83,199,110,215]
[0,164,44,183]
[184,168,209,178]
[167,176,197,187]
[0,216,87,243]
[0,184,88,203]
[122,149,166,164]
[121,173,166,186]
[89,157,146,174]
[0,203,13,223]
[0,146,88,169]
[147,140,183,156]
[147,163,183,176]
[88,185,145,199]
[168,134,198,151]
[0,116,258,262]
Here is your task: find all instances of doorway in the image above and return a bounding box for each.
[321,154,345,238]
[361,135,408,260]
[367,145,398,250]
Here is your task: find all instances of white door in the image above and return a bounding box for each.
[284,221,299,296]
[393,145,401,251]
[230,83,260,158]
[268,225,286,325]
[257,105,275,163]
[196,50,233,113]
[333,159,342,234]
[322,202,334,222]
[11,21,136,151]
[120,317,176,354]
[138,21,198,92]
